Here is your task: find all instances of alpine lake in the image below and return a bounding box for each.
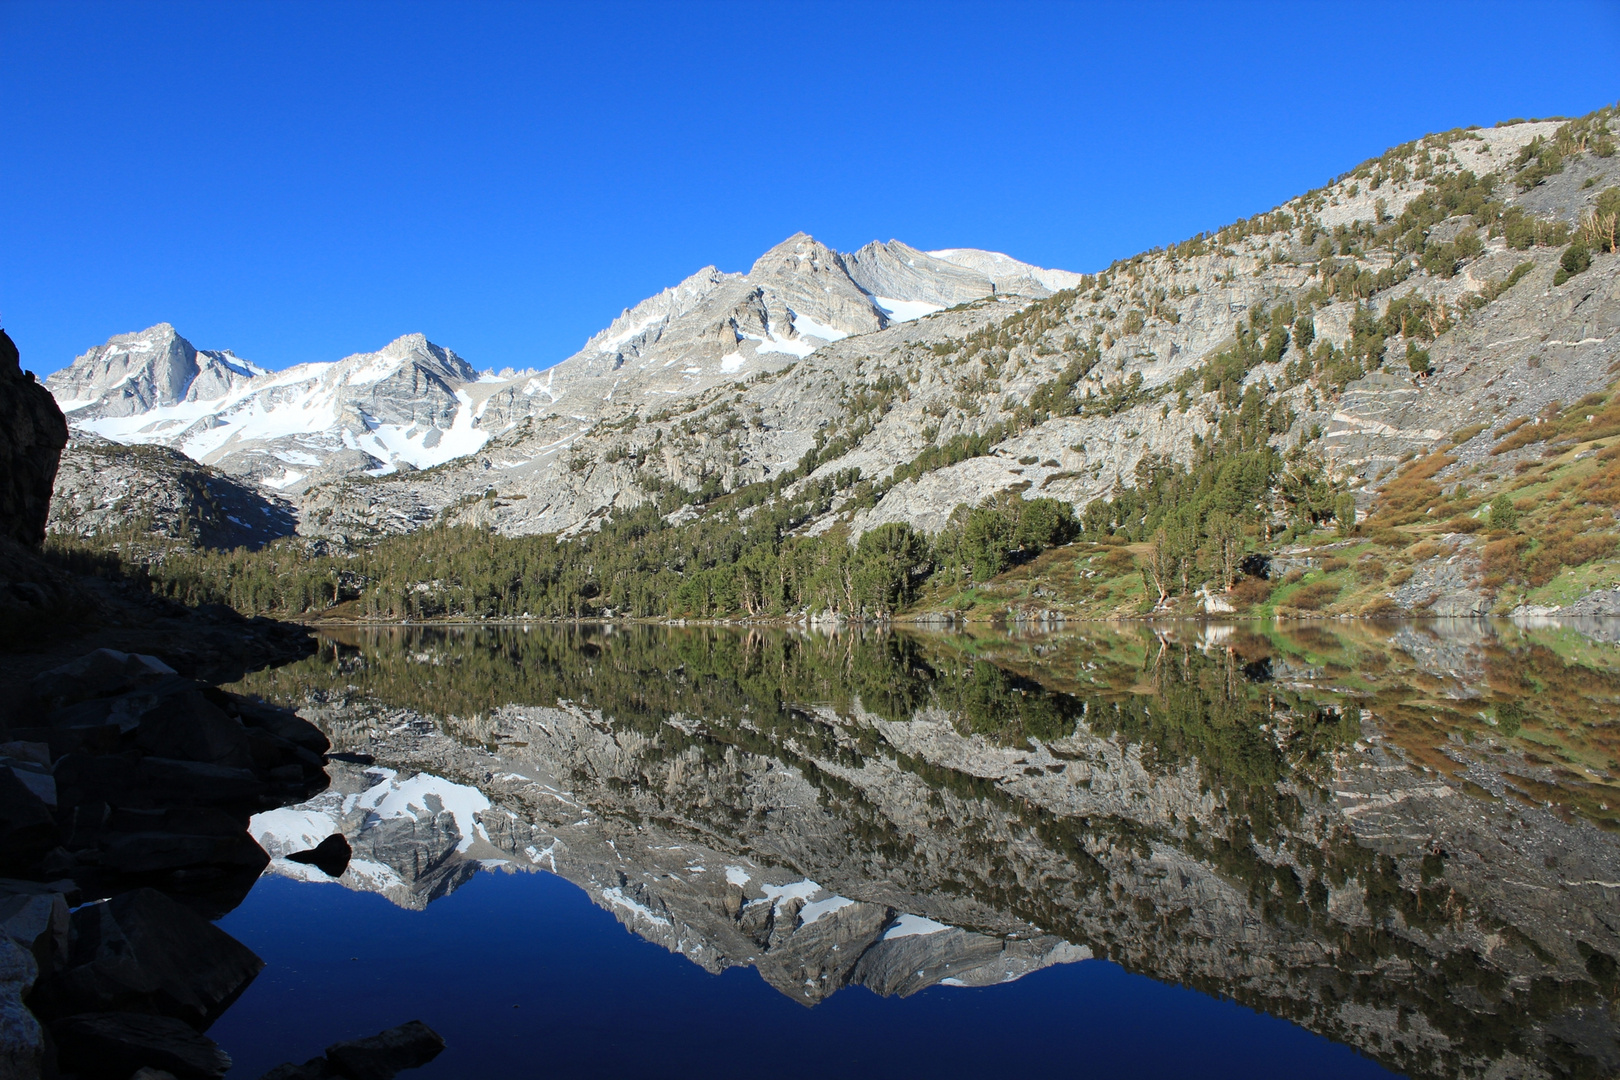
[200,618,1620,1079]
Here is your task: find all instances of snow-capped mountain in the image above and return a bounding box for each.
[52,327,494,488]
[45,237,1082,493]
[49,323,264,417]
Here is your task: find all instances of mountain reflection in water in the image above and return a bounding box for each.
[223,619,1620,1080]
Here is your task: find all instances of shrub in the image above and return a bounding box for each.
[1098,547,1136,576]
[1229,576,1273,607]
[1287,580,1341,610]
[1488,493,1519,529]
[1554,241,1592,285]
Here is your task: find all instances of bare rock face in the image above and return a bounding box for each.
[0,330,69,548]
[49,436,298,550]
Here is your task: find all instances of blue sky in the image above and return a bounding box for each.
[4,1,1617,378]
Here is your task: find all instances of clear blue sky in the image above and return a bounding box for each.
[4,1,1618,378]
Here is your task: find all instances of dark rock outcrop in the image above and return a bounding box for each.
[34,887,263,1027]
[53,1010,232,1079]
[0,329,69,549]
[285,832,350,878]
[255,1021,445,1080]
[0,641,332,1076]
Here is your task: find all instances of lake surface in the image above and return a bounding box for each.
[210,619,1620,1079]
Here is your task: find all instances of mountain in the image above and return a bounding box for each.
[44,110,1620,623]
[50,326,487,488]
[287,116,1618,547]
[45,240,1076,508]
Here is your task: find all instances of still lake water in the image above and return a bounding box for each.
[208,620,1620,1079]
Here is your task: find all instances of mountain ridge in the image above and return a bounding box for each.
[46,237,1076,498]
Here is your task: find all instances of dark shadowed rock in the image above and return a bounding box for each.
[53,1011,231,1080]
[135,692,254,769]
[101,827,270,879]
[229,696,331,756]
[0,767,59,873]
[34,887,262,1027]
[0,935,46,1079]
[256,1059,336,1080]
[0,889,69,978]
[253,1021,446,1080]
[134,758,268,808]
[323,1021,445,1080]
[286,832,350,878]
[31,649,179,711]
[0,328,69,549]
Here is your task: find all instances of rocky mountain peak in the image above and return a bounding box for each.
[345,333,476,384]
[47,323,264,422]
[746,232,886,339]
[747,232,838,276]
[843,240,997,308]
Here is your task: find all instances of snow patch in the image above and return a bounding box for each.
[354,771,491,853]
[799,895,854,925]
[883,913,951,939]
[874,297,943,323]
[760,879,822,906]
[789,313,848,343]
[601,887,671,927]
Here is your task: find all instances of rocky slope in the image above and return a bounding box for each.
[49,435,297,550]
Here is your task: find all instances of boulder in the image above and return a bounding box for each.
[134,758,267,808]
[324,1021,445,1080]
[134,692,254,770]
[0,328,69,549]
[0,763,55,809]
[229,697,331,756]
[33,887,262,1028]
[101,829,270,879]
[0,936,45,1080]
[47,674,204,734]
[0,743,49,768]
[30,648,179,710]
[52,1011,232,1080]
[285,833,350,878]
[0,767,59,872]
[256,1061,336,1080]
[254,1021,446,1080]
[0,890,68,977]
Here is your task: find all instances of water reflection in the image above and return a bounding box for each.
[231,619,1620,1080]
